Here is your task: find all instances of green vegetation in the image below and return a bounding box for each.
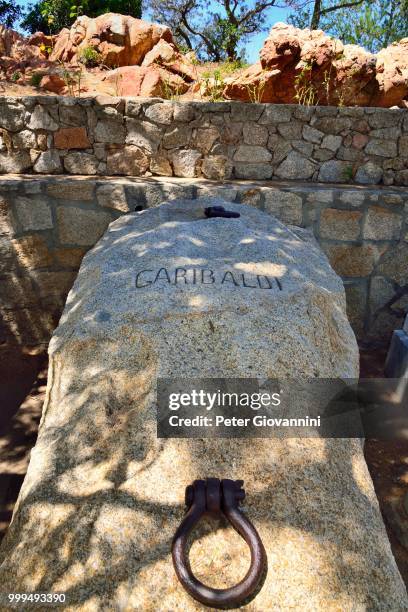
[22,0,142,34]
[0,1,22,28]
[289,0,408,52]
[10,71,22,82]
[78,45,103,67]
[145,0,275,62]
[30,72,44,87]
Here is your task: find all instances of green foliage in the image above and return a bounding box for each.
[146,0,274,61]
[11,71,22,82]
[289,0,408,52]
[78,45,103,66]
[0,1,23,28]
[30,72,44,87]
[21,0,142,34]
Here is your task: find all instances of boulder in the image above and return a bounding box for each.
[0,199,406,610]
[102,64,188,97]
[225,22,377,106]
[40,73,66,94]
[142,39,196,81]
[375,38,408,107]
[50,13,174,67]
[0,25,23,57]
[223,62,280,103]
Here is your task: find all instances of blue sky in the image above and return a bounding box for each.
[17,1,291,63]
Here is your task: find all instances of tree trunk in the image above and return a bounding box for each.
[310,0,322,29]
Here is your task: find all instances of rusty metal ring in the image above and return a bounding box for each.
[172,478,267,608]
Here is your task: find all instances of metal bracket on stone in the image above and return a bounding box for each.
[171,478,267,608]
[204,206,240,219]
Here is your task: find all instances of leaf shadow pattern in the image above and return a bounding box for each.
[0,201,406,610]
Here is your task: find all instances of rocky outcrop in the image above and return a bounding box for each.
[224,23,378,105]
[375,38,408,107]
[0,25,50,78]
[49,13,174,67]
[102,64,189,97]
[224,22,408,108]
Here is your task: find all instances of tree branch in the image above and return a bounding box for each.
[321,0,366,16]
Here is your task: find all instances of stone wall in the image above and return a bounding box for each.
[1,175,407,349]
[1,97,408,186]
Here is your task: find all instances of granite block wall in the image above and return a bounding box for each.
[1,97,408,186]
[0,175,407,349]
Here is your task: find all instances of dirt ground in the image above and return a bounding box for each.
[0,345,407,590]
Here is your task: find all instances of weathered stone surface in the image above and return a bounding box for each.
[14,196,53,230]
[150,154,172,176]
[162,125,190,149]
[377,243,408,285]
[57,206,111,245]
[234,162,273,180]
[46,181,95,200]
[11,234,53,268]
[226,23,377,106]
[171,149,202,177]
[54,127,90,150]
[234,145,272,163]
[40,74,66,94]
[320,208,362,240]
[344,281,367,336]
[318,160,351,183]
[303,125,324,144]
[95,119,125,144]
[50,13,174,67]
[126,119,162,153]
[365,139,398,157]
[275,151,315,179]
[0,196,16,236]
[242,123,269,146]
[64,152,99,175]
[33,150,62,174]
[0,150,32,173]
[263,190,303,225]
[375,38,408,107]
[0,199,406,611]
[31,270,77,305]
[363,206,402,240]
[12,130,36,149]
[355,162,383,184]
[53,246,88,268]
[144,102,174,124]
[96,183,130,212]
[106,146,150,176]
[142,39,196,81]
[201,155,232,180]
[193,126,220,154]
[324,244,379,277]
[0,101,25,132]
[28,105,59,131]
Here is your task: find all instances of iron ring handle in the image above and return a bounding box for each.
[172,479,267,608]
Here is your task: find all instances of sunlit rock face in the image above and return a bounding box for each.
[0,199,406,610]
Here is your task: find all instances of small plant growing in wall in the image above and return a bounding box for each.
[343,165,354,182]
